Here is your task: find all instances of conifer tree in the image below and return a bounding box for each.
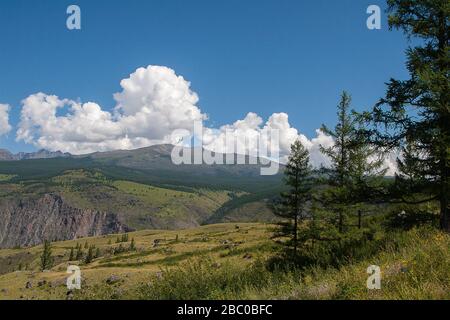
[85,245,95,264]
[40,240,53,271]
[319,91,386,237]
[273,140,313,256]
[75,243,83,260]
[320,92,354,234]
[95,247,101,258]
[365,0,449,232]
[69,247,74,261]
[130,238,136,251]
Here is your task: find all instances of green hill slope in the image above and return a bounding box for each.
[0,145,284,237]
[0,169,248,231]
[0,224,447,300]
[0,145,284,192]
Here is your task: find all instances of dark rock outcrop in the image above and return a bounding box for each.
[0,194,131,248]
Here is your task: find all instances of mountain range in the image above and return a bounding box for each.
[0,145,283,248]
[0,149,71,161]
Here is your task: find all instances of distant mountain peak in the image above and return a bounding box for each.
[0,149,14,161]
[0,149,71,161]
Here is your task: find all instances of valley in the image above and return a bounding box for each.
[0,145,282,248]
[0,145,448,301]
[0,223,275,299]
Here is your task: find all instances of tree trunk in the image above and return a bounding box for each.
[439,154,449,232]
[440,199,449,233]
[293,212,298,255]
[437,12,449,233]
[358,210,362,229]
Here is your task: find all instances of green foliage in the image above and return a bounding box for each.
[384,202,439,230]
[113,244,125,255]
[0,164,280,232]
[273,140,313,256]
[136,227,449,300]
[116,234,129,244]
[0,174,15,182]
[367,0,449,231]
[0,150,283,193]
[205,185,284,224]
[68,247,74,261]
[309,92,387,251]
[85,245,95,264]
[75,243,83,260]
[39,240,53,271]
[130,238,136,251]
[138,258,277,300]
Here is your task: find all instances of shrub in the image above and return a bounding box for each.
[138,258,295,300]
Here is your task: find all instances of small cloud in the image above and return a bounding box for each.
[0,104,12,136]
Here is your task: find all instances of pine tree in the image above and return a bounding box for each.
[114,243,124,255]
[273,140,313,256]
[320,91,386,237]
[40,240,53,271]
[85,245,95,264]
[95,247,101,258]
[365,0,449,232]
[130,238,136,251]
[69,247,74,261]
[75,243,83,260]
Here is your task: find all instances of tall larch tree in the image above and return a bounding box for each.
[320,91,386,236]
[40,240,53,271]
[273,140,313,256]
[366,0,449,232]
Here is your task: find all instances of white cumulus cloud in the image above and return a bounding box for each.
[201,112,332,166]
[114,66,206,140]
[0,104,12,136]
[16,66,206,155]
[14,64,395,173]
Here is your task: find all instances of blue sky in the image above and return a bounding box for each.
[0,0,410,153]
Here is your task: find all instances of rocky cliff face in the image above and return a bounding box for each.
[0,194,131,248]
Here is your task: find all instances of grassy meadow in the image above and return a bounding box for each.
[0,223,448,300]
